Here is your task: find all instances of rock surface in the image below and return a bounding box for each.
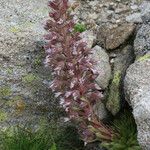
[0,0,62,128]
[81,30,96,48]
[113,45,134,73]
[78,0,142,30]
[140,0,150,24]
[140,0,150,19]
[126,13,142,23]
[94,100,108,120]
[0,0,48,57]
[125,1,150,24]
[92,46,111,89]
[91,46,111,119]
[97,24,135,50]
[134,24,150,58]
[124,59,150,150]
[106,45,134,115]
[124,3,150,148]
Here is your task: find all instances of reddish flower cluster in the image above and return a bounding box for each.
[44,0,115,143]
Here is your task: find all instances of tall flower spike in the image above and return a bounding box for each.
[44,0,116,143]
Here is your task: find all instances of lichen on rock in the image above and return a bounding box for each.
[137,53,150,62]
[106,71,122,116]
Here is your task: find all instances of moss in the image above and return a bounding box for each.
[22,74,42,93]
[7,68,13,74]
[33,56,42,67]
[106,71,121,116]
[22,74,40,84]
[0,111,8,122]
[0,87,12,98]
[112,71,121,85]
[137,54,150,62]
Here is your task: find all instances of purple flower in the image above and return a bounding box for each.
[44,0,115,143]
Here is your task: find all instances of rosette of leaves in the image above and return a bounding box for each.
[44,0,116,143]
[101,112,141,150]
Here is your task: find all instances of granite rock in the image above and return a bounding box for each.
[97,24,135,50]
[124,59,150,150]
[134,24,150,58]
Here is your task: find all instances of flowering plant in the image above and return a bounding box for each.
[44,0,115,143]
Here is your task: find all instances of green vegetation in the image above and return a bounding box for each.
[0,123,84,150]
[9,95,23,104]
[74,23,86,33]
[0,111,8,122]
[33,54,43,67]
[0,87,12,98]
[0,125,53,150]
[22,74,40,85]
[102,111,141,150]
[6,68,13,74]
[106,71,122,115]
[137,54,150,62]
[34,57,42,66]
[112,71,121,85]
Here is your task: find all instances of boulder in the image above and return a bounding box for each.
[106,45,134,115]
[134,24,150,58]
[126,1,150,24]
[140,1,150,19]
[124,58,150,150]
[126,13,142,23]
[141,12,150,24]
[82,32,111,90]
[94,100,108,120]
[91,46,111,90]
[80,30,96,48]
[140,1,150,24]
[0,0,48,57]
[91,45,111,119]
[97,24,135,50]
[113,45,134,73]
[0,0,60,128]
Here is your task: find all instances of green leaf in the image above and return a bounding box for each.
[50,143,57,150]
[102,111,141,150]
